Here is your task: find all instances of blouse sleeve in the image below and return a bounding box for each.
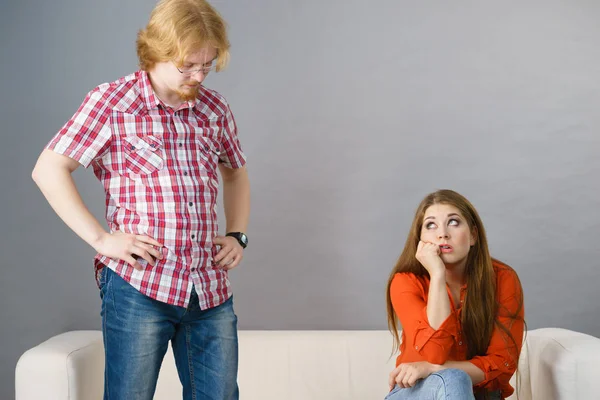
[390,273,460,365]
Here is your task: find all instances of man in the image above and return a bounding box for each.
[31,0,249,398]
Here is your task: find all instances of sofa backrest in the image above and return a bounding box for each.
[155,330,398,399]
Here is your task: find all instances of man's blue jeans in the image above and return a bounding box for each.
[99,267,239,400]
[385,368,502,400]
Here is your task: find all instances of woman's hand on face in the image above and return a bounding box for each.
[388,361,439,390]
[416,241,445,277]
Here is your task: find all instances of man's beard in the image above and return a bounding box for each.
[176,83,200,101]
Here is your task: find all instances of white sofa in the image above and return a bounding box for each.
[15,328,600,400]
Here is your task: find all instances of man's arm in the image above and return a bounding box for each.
[31,149,161,269]
[219,164,250,233]
[32,149,106,247]
[213,164,250,269]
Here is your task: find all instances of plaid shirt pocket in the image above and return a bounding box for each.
[195,136,222,178]
[122,134,165,175]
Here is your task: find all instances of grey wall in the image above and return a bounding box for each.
[2,0,600,398]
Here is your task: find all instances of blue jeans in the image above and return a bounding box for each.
[99,267,239,400]
[385,368,501,400]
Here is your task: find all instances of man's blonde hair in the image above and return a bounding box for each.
[136,0,230,71]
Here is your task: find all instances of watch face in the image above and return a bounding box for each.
[228,232,248,247]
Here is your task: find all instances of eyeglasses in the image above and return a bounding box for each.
[174,60,217,76]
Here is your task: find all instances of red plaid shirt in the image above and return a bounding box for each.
[47,70,246,309]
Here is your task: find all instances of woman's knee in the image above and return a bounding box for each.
[435,368,471,383]
[431,368,474,398]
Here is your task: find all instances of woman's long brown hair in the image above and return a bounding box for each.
[386,190,524,364]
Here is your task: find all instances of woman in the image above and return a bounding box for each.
[385,190,524,400]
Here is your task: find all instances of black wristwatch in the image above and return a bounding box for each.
[226,232,248,249]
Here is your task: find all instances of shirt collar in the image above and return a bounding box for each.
[137,70,201,112]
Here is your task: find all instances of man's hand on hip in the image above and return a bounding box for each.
[94,231,163,271]
[213,236,243,270]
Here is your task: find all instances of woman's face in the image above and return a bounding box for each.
[420,203,476,267]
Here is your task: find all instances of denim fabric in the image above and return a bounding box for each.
[385,368,487,400]
[99,267,238,400]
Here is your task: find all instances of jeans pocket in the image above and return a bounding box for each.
[99,267,114,318]
[98,267,109,298]
[108,272,163,324]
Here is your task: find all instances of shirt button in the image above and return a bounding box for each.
[183,172,188,176]
[415,346,419,350]
[191,234,195,239]
[130,145,135,150]
[191,267,196,272]
[204,146,209,152]
[188,202,193,206]
[179,143,183,147]
[505,362,509,367]
[459,341,463,345]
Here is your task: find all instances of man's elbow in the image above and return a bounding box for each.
[32,155,51,185]
[32,150,78,185]
[31,163,43,185]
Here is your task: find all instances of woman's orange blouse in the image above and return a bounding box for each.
[389,260,524,398]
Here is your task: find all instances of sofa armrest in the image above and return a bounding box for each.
[16,330,104,400]
[524,327,600,400]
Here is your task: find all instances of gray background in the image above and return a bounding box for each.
[2,0,600,398]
